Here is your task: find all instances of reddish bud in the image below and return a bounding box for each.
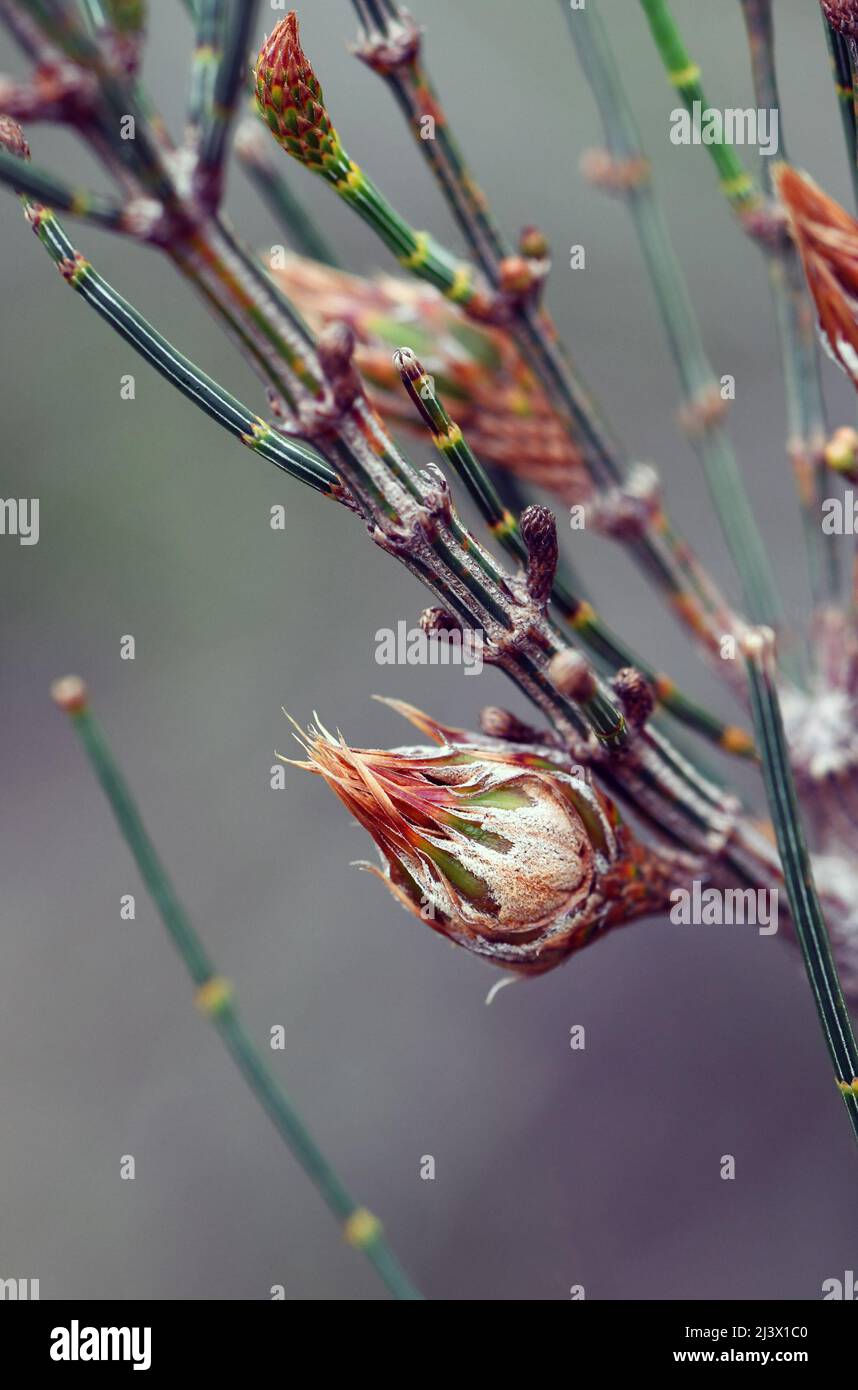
[255,12,349,181]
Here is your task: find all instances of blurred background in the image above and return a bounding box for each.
[1,0,857,1301]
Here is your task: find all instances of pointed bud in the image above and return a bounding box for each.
[255,12,350,183]
[775,164,858,386]
[519,503,558,608]
[288,704,695,974]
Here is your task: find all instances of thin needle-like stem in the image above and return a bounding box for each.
[564,0,782,633]
[742,630,858,1148]
[340,4,739,677]
[234,120,340,267]
[819,7,858,208]
[739,0,837,610]
[639,0,835,642]
[26,202,338,495]
[195,0,260,206]
[394,346,755,760]
[51,676,425,1301]
[0,146,128,230]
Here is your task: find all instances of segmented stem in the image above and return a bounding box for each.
[53,680,424,1300]
[565,0,782,632]
[0,147,128,230]
[742,630,858,1149]
[234,120,340,267]
[26,202,336,495]
[819,5,858,208]
[342,3,739,681]
[739,0,837,610]
[394,346,755,759]
[640,0,834,639]
[195,0,260,205]
[6,11,786,920]
[186,0,224,141]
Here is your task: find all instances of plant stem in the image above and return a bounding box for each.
[26,202,337,495]
[186,0,224,141]
[742,630,858,1149]
[24,0,178,206]
[819,5,858,209]
[564,0,782,632]
[234,120,340,267]
[52,677,425,1300]
[395,345,755,759]
[195,0,260,206]
[343,2,741,680]
[739,0,837,610]
[639,0,834,640]
[0,146,128,229]
[15,167,777,894]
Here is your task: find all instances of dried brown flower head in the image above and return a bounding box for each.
[286,701,696,975]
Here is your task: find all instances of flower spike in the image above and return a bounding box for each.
[255,12,352,185]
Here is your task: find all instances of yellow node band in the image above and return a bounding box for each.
[721,726,754,756]
[570,600,595,630]
[343,163,364,193]
[399,232,430,270]
[491,510,517,539]
[446,264,473,302]
[69,257,90,288]
[721,172,754,200]
[195,976,234,1016]
[343,1207,381,1248]
[242,418,272,449]
[669,63,700,87]
[433,423,463,450]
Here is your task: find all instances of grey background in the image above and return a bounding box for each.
[1,0,856,1301]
